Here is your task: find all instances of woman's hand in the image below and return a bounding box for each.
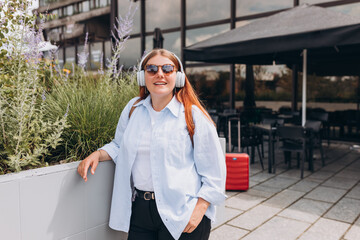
[77,151,101,182]
[183,198,210,233]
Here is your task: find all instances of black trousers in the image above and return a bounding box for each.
[128,197,211,240]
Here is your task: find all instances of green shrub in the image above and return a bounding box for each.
[45,69,137,162]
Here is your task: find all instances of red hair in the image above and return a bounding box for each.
[138,49,214,140]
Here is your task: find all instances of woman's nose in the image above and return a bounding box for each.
[156,67,165,77]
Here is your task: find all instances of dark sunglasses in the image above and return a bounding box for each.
[145,64,176,75]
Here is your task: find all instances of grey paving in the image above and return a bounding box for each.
[344,217,360,240]
[298,218,350,240]
[304,186,347,203]
[278,198,332,223]
[210,142,360,240]
[228,204,281,230]
[324,198,360,223]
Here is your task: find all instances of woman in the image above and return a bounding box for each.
[77,49,226,240]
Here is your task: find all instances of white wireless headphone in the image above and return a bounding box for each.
[136,50,186,88]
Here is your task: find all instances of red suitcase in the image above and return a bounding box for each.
[225,153,249,190]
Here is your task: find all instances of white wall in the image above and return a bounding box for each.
[0,138,226,240]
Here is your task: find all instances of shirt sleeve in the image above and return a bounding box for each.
[99,97,140,164]
[192,107,227,205]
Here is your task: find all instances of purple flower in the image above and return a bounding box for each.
[64,105,69,118]
[41,91,46,101]
[78,32,89,69]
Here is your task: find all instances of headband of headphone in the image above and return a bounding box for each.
[136,50,186,88]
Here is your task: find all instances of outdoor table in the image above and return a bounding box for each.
[218,112,239,138]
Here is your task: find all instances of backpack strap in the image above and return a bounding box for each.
[129,98,142,119]
[128,98,194,146]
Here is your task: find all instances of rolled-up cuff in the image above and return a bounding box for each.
[98,144,118,164]
[197,185,227,206]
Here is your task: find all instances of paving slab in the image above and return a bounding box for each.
[298,218,350,240]
[306,170,334,181]
[250,172,275,183]
[346,183,360,200]
[288,179,320,193]
[324,198,360,223]
[209,224,249,240]
[257,176,299,190]
[321,176,358,190]
[278,198,332,223]
[244,187,277,199]
[277,169,312,179]
[344,217,360,240]
[263,189,304,209]
[335,169,360,181]
[242,216,310,240]
[228,204,281,230]
[212,206,243,229]
[320,162,346,173]
[226,191,240,198]
[225,193,266,211]
[304,186,347,203]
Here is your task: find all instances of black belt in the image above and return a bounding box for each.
[135,189,155,200]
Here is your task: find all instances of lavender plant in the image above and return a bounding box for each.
[44,3,138,161]
[0,0,68,173]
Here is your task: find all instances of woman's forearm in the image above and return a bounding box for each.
[98,149,112,162]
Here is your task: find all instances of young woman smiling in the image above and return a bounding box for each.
[77,49,226,240]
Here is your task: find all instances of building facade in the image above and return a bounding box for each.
[37,0,360,108]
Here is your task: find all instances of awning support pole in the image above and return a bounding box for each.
[302,49,307,126]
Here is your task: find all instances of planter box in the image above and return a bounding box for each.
[0,138,226,240]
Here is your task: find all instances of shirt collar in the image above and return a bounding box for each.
[133,95,182,118]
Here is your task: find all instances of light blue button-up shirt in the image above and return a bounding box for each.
[100,95,226,240]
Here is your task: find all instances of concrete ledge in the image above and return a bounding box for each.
[0,138,226,239]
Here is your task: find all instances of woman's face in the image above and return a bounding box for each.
[144,54,177,100]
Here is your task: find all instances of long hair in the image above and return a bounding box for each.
[138,49,214,140]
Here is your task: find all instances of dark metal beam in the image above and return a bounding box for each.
[292,64,299,111]
[181,0,186,66]
[140,0,146,56]
[230,0,236,109]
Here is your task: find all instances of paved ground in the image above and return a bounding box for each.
[210,141,360,240]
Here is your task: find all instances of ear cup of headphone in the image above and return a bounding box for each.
[176,72,185,88]
[137,70,146,86]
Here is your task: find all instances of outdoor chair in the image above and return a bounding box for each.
[276,125,312,178]
[228,117,264,170]
[260,118,284,158]
[305,120,325,167]
[309,111,330,145]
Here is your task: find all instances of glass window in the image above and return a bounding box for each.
[99,0,108,7]
[329,3,360,17]
[186,65,231,109]
[118,0,141,34]
[146,0,180,31]
[51,9,59,19]
[237,0,292,17]
[187,0,230,25]
[67,5,74,16]
[57,48,64,68]
[186,24,229,48]
[299,0,335,4]
[119,37,141,69]
[145,31,181,57]
[82,1,90,12]
[65,46,76,65]
[90,42,103,70]
[104,40,112,66]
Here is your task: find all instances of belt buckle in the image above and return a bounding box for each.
[143,192,154,200]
